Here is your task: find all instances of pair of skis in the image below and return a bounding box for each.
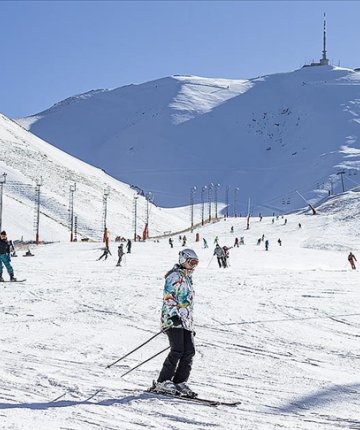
[50,385,240,408]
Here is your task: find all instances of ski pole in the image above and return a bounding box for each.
[106,329,165,368]
[207,255,214,268]
[120,346,170,378]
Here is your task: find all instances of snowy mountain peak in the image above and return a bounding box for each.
[16,66,360,210]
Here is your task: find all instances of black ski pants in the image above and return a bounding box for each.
[158,328,195,384]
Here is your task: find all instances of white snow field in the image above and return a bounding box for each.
[1,193,360,430]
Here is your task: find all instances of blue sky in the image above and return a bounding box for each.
[1,0,359,118]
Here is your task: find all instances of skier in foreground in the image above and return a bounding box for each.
[0,231,17,281]
[153,248,199,398]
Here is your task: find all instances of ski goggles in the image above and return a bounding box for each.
[185,258,199,268]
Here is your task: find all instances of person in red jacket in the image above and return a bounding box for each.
[348,252,357,270]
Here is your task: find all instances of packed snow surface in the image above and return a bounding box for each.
[1,199,360,429]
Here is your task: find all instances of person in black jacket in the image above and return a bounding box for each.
[0,231,16,281]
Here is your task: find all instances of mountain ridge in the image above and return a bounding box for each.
[16,66,360,211]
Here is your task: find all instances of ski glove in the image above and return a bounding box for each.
[170,315,182,327]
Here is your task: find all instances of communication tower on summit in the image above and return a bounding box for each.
[303,13,330,67]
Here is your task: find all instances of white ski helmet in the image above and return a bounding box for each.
[179,248,199,267]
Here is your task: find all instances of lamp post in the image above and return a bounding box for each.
[102,186,110,246]
[201,186,207,226]
[234,187,239,217]
[208,183,213,222]
[214,183,220,219]
[69,183,76,242]
[133,196,138,241]
[336,170,346,193]
[35,177,43,245]
[144,192,152,240]
[0,172,7,232]
[190,186,196,232]
[225,185,229,218]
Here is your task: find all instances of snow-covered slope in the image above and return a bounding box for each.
[0,113,189,241]
[17,67,360,210]
[1,191,360,429]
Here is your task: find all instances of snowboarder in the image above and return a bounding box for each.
[348,252,357,270]
[265,239,269,251]
[203,238,208,248]
[234,237,239,247]
[0,231,17,281]
[97,246,111,261]
[155,248,199,397]
[278,238,282,246]
[126,239,132,254]
[116,244,125,266]
[182,235,187,247]
[23,249,34,257]
[214,244,227,268]
[169,238,174,248]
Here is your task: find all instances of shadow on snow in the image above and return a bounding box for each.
[273,382,360,415]
[0,391,192,411]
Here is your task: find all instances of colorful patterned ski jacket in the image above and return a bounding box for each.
[161,264,195,332]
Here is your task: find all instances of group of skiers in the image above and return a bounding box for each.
[97,239,132,266]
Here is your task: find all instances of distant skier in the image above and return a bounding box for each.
[182,235,187,247]
[240,236,245,245]
[234,237,239,247]
[257,238,261,246]
[203,238,208,248]
[9,240,17,257]
[116,244,125,266]
[223,246,232,267]
[278,238,282,246]
[126,239,132,254]
[284,218,287,225]
[265,239,269,251]
[0,231,17,281]
[230,226,234,233]
[348,252,357,270]
[261,234,265,242]
[214,244,227,268]
[214,236,219,245]
[97,246,111,261]
[169,238,174,248]
[298,223,302,229]
[23,249,34,257]
[154,248,199,397]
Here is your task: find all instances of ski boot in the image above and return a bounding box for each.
[152,380,178,395]
[175,382,198,398]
